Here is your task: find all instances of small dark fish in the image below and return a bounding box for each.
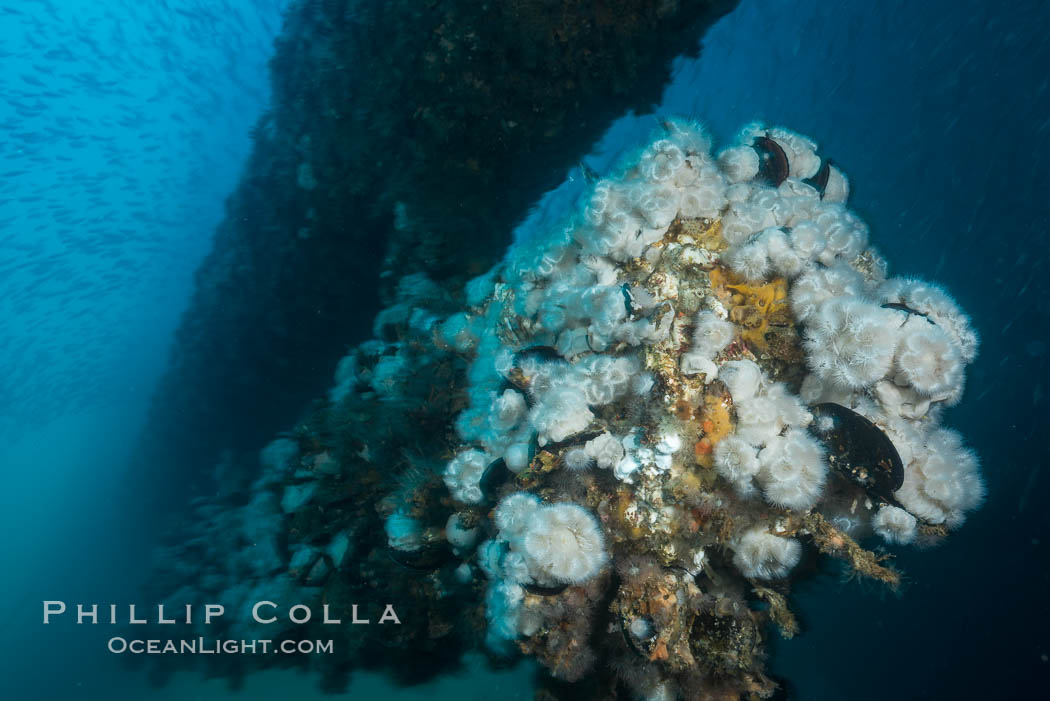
[809,403,904,502]
[753,135,790,186]
[880,302,929,319]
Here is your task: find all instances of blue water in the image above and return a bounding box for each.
[0,0,288,697]
[2,0,1048,698]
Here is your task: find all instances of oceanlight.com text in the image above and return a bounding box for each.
[107,637,334,655]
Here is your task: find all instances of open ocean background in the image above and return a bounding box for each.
[1,0,1047,698]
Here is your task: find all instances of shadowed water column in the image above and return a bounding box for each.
[133,0,739,511]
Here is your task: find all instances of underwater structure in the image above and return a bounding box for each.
[133,0,737,506]
[146,122,983,698]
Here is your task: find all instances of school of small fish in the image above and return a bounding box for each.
[0,0,288,437]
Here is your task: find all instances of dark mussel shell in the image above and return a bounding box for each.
[480,457,515,501]
[809,403,904,502]
[524,581,569,597]
[753,135,790,186]
[803,158,831,197]
[480,429,603,501]
[621,616,657,658]
[387,541,452,573]
[513,345,562,364]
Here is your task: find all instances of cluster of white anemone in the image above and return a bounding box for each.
[477,494,608,646]
[714,358,828,516]
[711,125,983,537]
[368,120,987,634]
[732,527,803,580]
[680,310,735,381]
